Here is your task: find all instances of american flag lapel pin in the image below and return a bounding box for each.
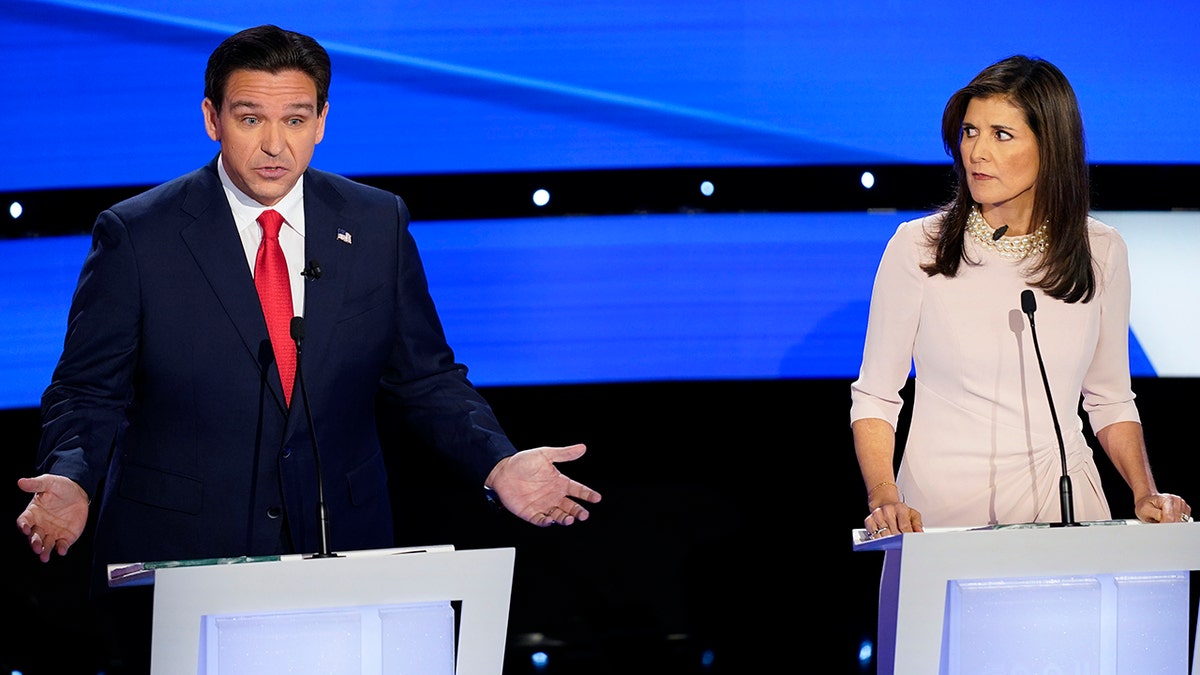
[337,228,353,245]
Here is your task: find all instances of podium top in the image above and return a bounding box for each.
[109,544,456,587]
[850,519,1137,552]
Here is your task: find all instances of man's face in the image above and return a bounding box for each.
[202,68,328,206]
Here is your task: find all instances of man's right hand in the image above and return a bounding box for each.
[15,474,90,562]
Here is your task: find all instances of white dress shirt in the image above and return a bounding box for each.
[217,156,307,317]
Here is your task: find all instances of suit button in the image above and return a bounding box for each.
[281,447,292,459]
[267,507,281,519]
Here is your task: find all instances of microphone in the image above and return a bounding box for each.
[290,316,339,558]
[1021,289,1077,527]
[992,225,1009,241]
[301,260,322,281]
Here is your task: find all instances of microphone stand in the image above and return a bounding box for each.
[291,316,339,557]
[1021,290,1078,527]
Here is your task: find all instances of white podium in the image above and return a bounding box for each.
[852,521,1200,674]
[110,545,515,675]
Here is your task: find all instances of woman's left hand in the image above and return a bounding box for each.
[1134,493,1192,523]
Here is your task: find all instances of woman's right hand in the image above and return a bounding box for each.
[864,500,923,539]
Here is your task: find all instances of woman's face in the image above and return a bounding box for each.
[960,96,1040,218]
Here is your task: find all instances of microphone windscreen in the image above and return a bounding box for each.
[1021,289,1037,314]
[290,316,306,342]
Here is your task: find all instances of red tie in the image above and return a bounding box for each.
[255,209,296,406]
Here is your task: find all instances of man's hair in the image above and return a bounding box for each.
[204,25,332,112]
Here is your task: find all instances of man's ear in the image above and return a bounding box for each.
[202,98,221,142]
[314,101,329,145]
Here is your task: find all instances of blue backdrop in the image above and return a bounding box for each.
[1,1,1196,408]
[2,0,1198,191]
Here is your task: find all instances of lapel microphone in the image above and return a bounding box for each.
[301,260,322,281]
[992,225,1009,241]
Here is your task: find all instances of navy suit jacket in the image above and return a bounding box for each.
[37,159,516,585]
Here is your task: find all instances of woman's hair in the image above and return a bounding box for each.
[923,55,1094,303]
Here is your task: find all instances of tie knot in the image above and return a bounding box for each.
[257,209,284,239]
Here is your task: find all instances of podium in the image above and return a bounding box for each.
[110,545,516,675]
[852,521,1200,674]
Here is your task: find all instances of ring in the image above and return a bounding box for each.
[1182,513,1192,523]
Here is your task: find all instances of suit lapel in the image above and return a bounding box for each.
[179,161,289,413]
[285,170,351,435]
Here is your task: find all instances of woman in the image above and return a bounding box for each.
[851,55,1189,537]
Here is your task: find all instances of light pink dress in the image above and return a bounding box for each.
[850,213,1140,527]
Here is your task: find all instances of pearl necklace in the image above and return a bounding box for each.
[966,207,1050,259]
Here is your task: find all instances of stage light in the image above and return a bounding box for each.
[700,181,714,197]
[532,189,550,207]
[9,201,22,219]
[700,648,715,668]
[531,650,549,670]
[860,171,875,189]
[858,638,874,668]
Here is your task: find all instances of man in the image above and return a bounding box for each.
[17,24,599,587]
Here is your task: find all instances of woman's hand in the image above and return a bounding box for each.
[864,500,924,539]
[1134,492,1192,524]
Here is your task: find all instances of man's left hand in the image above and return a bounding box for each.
[486,444,601,527]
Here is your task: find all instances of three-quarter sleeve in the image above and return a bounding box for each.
[850,218,932,430]
[1081,221,1141,431]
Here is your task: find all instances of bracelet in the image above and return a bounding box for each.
[867,480,897,497]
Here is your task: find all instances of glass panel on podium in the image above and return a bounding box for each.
[200,601,455,675]
[943,572,1187,673]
